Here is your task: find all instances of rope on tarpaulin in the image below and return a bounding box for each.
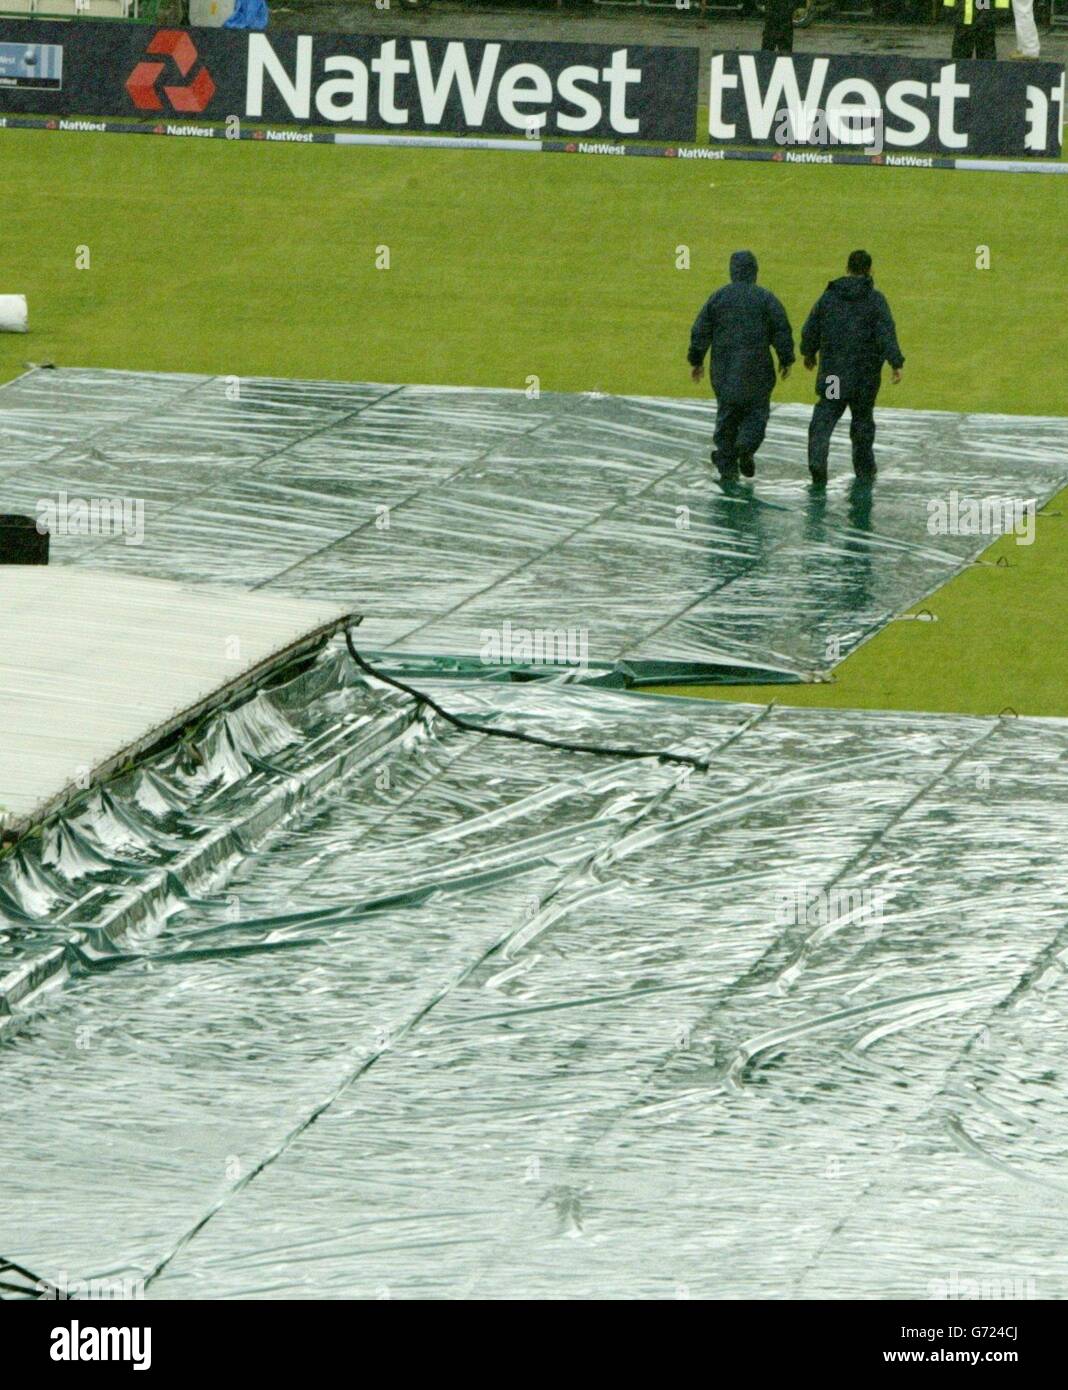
[342,624,767,775]
[0,1256,57,1300]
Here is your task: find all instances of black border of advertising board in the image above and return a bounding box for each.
[0,20,699,143]
[0,21,1062,157]
[705,49,1064,159]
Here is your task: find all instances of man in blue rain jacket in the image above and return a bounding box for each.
[800,249,904,487]
[688,250,795,483]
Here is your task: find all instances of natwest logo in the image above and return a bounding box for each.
[126,30,216,114]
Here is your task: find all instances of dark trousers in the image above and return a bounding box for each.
[951,21,996,59]
[807,386,880,479]
[713,397,771,476]
[762,0,795,52]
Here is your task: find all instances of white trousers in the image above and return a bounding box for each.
[1012,0,1041,57]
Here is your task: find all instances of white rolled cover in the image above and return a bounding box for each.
[0,295,28,333]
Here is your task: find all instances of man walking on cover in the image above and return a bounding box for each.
[801,249,904,488]
[688,250,795,483]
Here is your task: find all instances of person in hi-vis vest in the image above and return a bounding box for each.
[944,0,1010,60]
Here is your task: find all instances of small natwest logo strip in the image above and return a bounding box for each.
[126,30,215,114]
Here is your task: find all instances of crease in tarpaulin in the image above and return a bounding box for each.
[5,368,1068,1297]
[781,911,1068,1298]
[0,648,419,1032]
[0,638,757,1036]
[132,694,774,1295]
[2,672,1068,1296]
[6,367,1067,684]
[725,982,1000,1088]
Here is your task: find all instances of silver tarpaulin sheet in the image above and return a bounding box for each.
[3,367,1066,683]
[2,652,1067,1299]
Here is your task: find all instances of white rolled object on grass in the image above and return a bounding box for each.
[0,295,28,333]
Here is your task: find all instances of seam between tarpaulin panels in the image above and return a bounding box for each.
[390,450,701,652]
[630,543,967,688]
[62,381,410,568]
[454,713,1011,1296]
[673,718,1007,1044]
[629,454,1067,684]
[614,482,996,682]
[614,519,822,682]
[224,715,642,915]
[432,746,925,994]
[615,488,932,627]
[787,907,1068,1298]
[492,703,776,962]
[251,388,594,595]
[0,368,218,486]
[744,718,1008,997]
[136,700,775,1293]
[724,486,984,566]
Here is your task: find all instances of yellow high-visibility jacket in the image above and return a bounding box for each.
[944,0,1010,26]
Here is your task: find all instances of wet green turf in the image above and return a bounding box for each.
[1,130,1065,714]
[2,130,1065,411]
[654,483,1068,718]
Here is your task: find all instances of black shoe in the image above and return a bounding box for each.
[737,453,756,479]
[809,467,828,489]
[711,451,739,483]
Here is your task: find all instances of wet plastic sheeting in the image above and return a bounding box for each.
[3,368,1066,681]
[0,567,350,836]
[2,659,1068,1298]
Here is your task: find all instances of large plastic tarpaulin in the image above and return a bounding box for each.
[0,566,350,839]
[2,368,1066,686]
[2,650,1068,1298]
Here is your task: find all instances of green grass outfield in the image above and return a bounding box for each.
[2,130,1066,714]
[662,507,1068,718]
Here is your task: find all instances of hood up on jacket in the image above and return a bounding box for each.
[729,250,759,284]
[827,273,874,300]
